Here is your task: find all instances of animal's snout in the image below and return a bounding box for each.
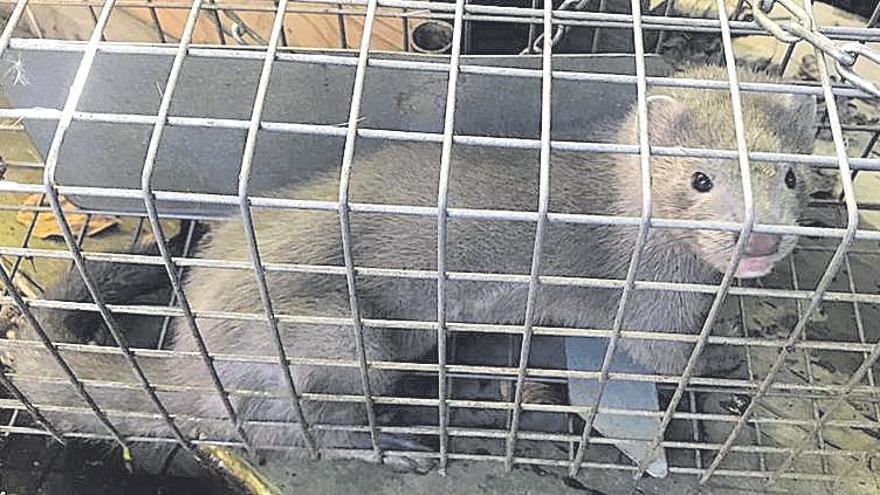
[744,233,780,257]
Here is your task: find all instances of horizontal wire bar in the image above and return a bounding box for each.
[0,183,879,245]
[4,0,879,42]
[5,313,880,356]
[4,40,879,100]
[9,349,880,403]
[4,375,880,430]
[1,398,876,460]
[2,245,880,307]
[0,422,873,483]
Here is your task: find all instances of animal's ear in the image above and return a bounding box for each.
[784,93,818,137]
[646,95,692,147]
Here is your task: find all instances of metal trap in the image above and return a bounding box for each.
[0,1,878,494]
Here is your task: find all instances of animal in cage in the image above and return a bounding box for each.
[2,62,820,481]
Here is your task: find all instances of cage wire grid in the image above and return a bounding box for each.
[0,0,876,491]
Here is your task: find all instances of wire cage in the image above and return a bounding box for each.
[0,0,879,493]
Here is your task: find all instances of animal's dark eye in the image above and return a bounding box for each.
[785,168,797,189]
[691,171,713,193]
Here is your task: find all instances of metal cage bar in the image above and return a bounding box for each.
[2,0,880,42]
[434,0,466,474]
[156,220,199,349]
[0,0,138,460]
[235,0,320,456]
[735,283,768,474]
[841,252,880,424]
[502,0,553,471]
[869,1,880,29]
[0,0,878,487]
[569,0,653,477]
[0,0,28,58]
[0,264,132,449]
[787,249,831,480]
[6,368,880,432]
[335,0,383,460]
[36,0,209,465]
[140,0,260,460]
[0,343,64,443]
[9,334,880,402]
[144,0,167,43]
[5,38,880,99]
[701,0,862,484]
[7,247,880,332]
[636,0,759,479]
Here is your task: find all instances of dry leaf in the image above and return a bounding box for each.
[16,194,119,240]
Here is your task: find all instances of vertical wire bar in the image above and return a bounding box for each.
[869,2,880,28]
[636,0,758,478]
[568,0,653,476]
[504,333,515,429]
[766,271,872,482]
[788,255,831,480]
[842,254,880,422]
[23,5,42,39]
[0,0,29,59]
[337,0,382,459]
[274,1,289,48]
[434,0,466,475]
[502,0,552,472]
[401,5,409,52]
[336,3,348,49]
[653,0,673,53]
[839,130,880,201]
[128,216,146,252]
[777,41,798,76]
[40,0,206,464]
[732,0,746,18]
[85,3,107,42]
[5,194,44,293]
[765,104,867,488]
[146,0,166,44]
[68,213,93,271]
[590,0,607,53]
[0,0,37,300]
[702,0,861,483]
[736,287,767,473]
[526,0,539,54]
[156,220,197,350]
[0,360,64,443]
[141,0,259,460]
[688,390,702,471]
[0,264,129,449]
[2,409,20,438]
[235,0,318,456]
[206,0,226,44]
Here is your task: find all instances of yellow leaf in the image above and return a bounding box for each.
[15,194,119,240]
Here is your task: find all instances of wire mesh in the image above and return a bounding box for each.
[0,0,877,492]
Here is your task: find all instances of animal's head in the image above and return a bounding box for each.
[615,66,817,279]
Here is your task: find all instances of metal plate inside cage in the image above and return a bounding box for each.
[0,50,670,217]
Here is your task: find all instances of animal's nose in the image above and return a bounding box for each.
[744,233,780,257]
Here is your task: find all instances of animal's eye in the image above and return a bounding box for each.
[691,171,713,193]
[785,168,797,189]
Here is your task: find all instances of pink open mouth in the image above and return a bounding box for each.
[735,256,773,279]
